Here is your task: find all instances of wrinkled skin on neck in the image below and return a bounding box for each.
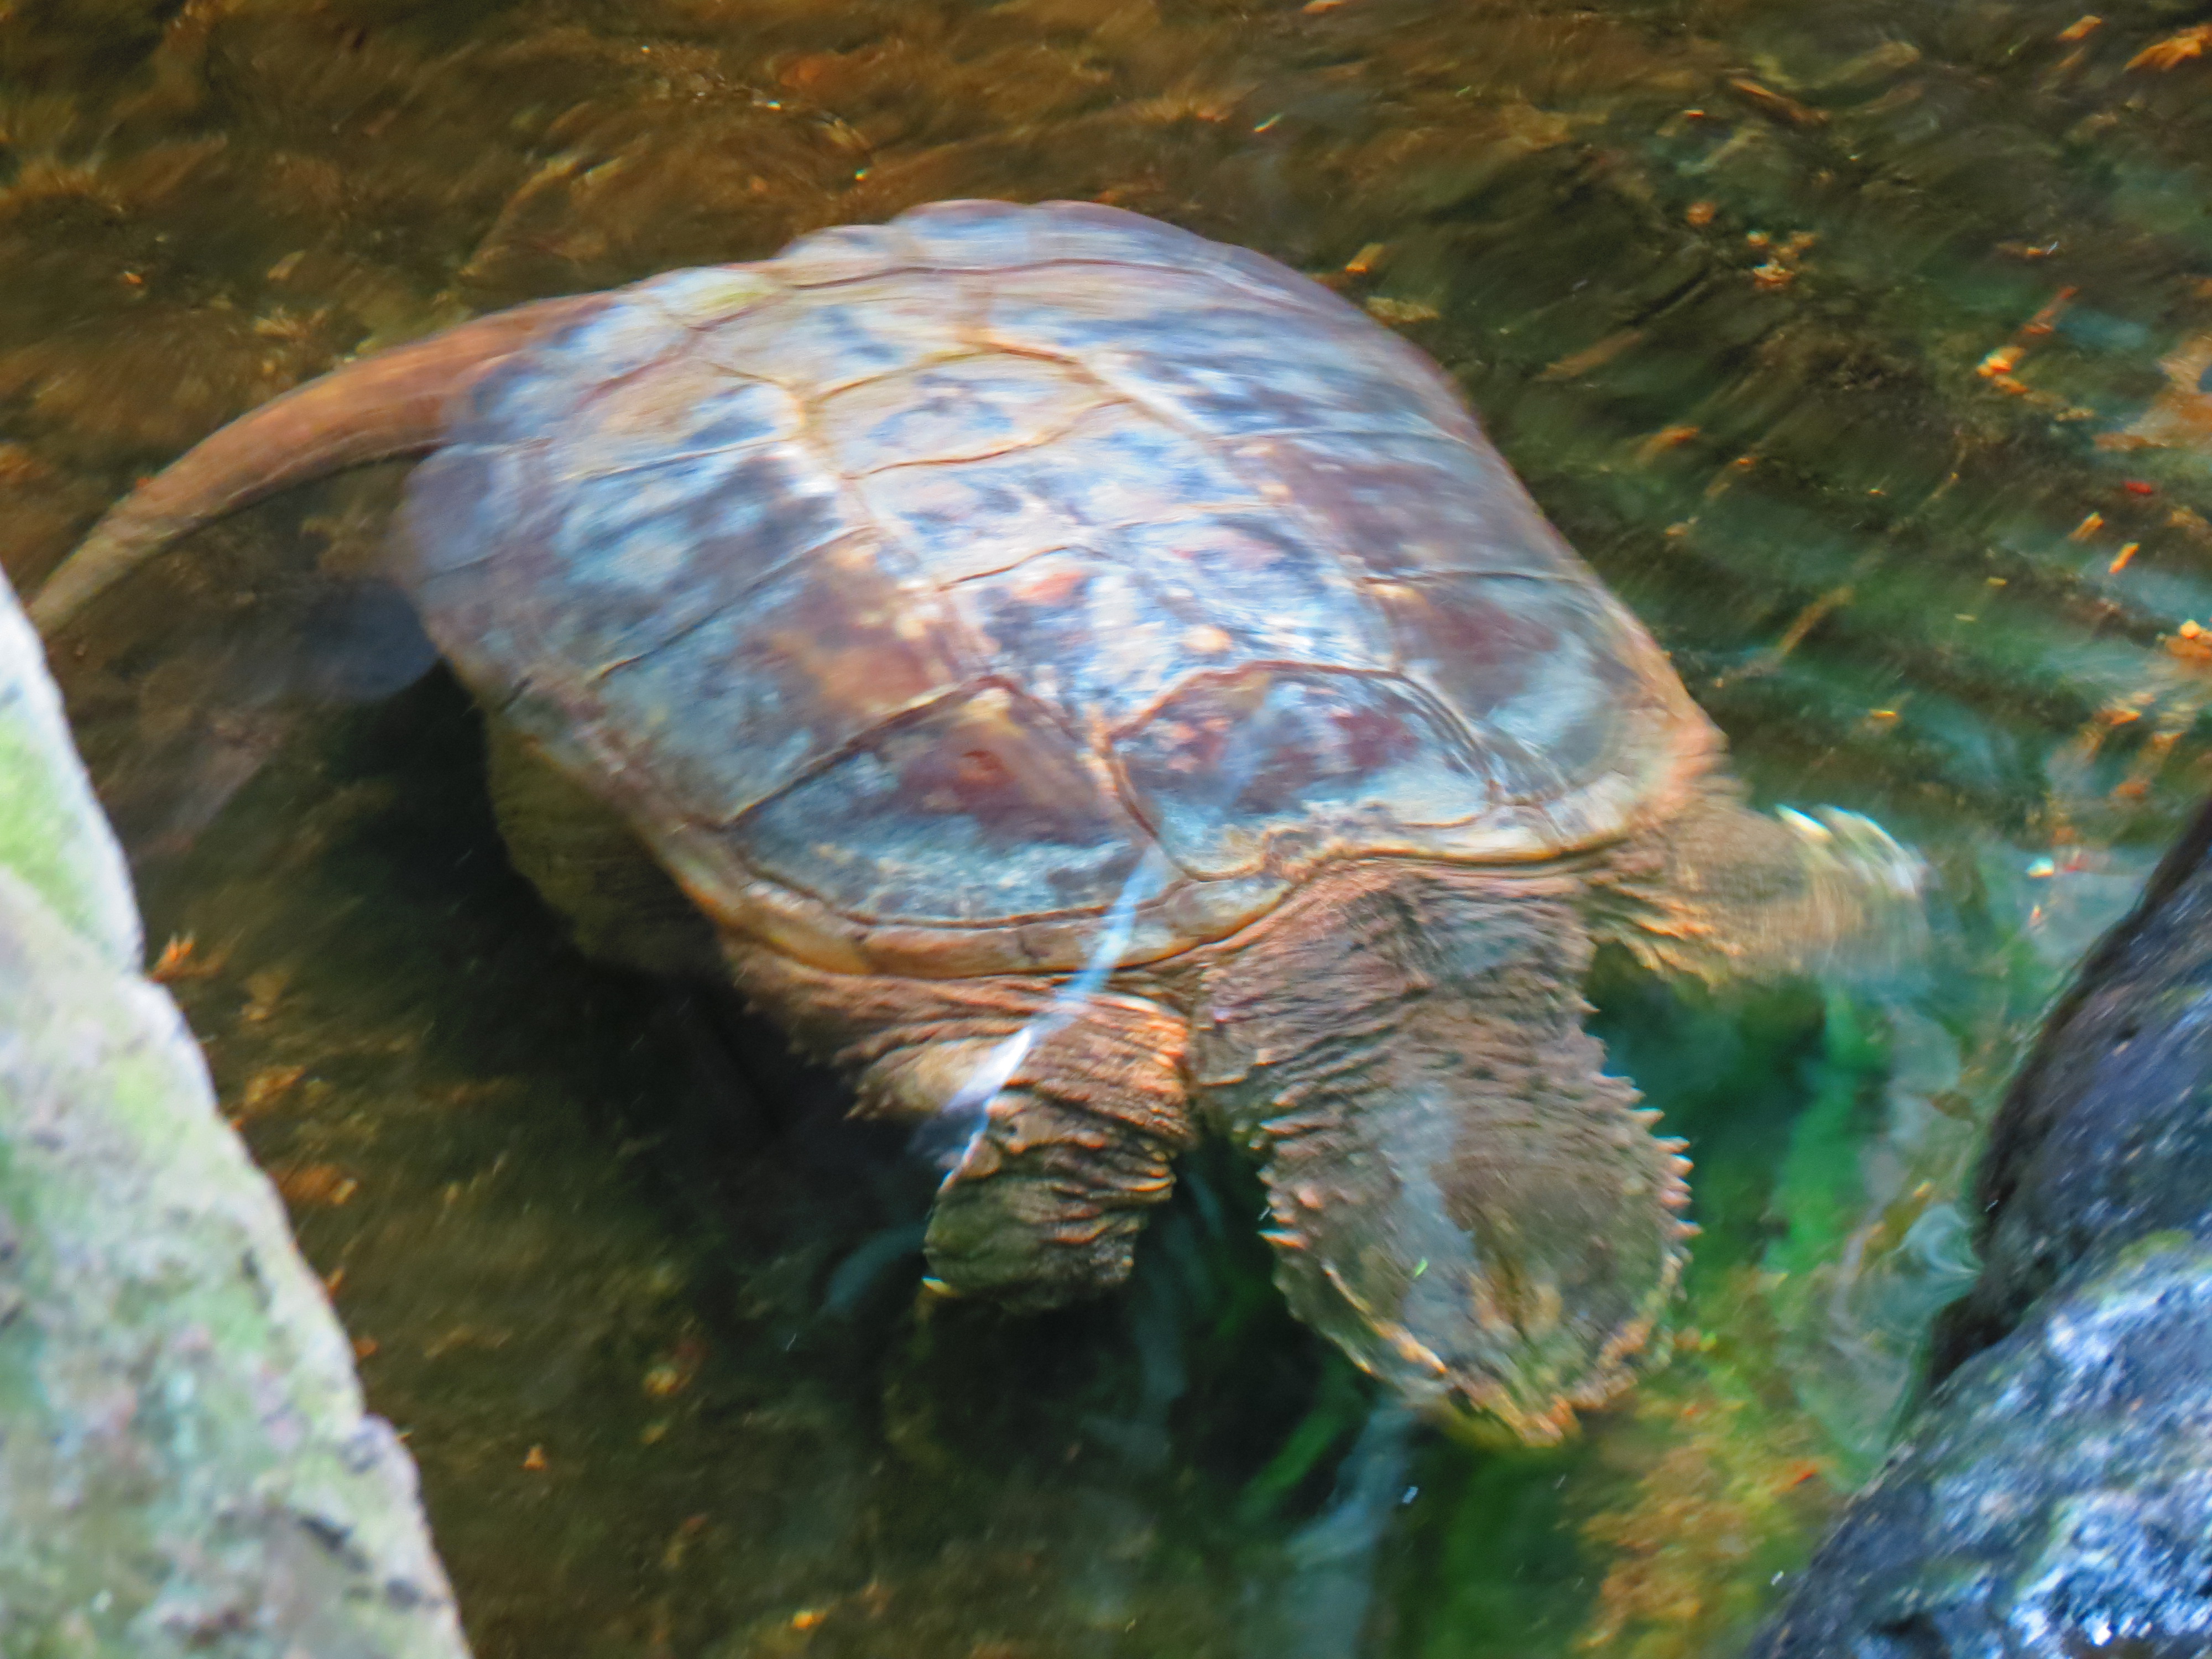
[721,858,1690,1439]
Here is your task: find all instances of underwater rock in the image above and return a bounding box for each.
[1930,792,2212,1379]
[1745,1235,2212,1658]
[0,573,470,1657]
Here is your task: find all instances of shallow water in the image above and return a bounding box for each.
[8,0,2212,1652]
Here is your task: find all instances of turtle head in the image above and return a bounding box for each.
[1245,1092,1690,1443]
[1193,862,1691,1443]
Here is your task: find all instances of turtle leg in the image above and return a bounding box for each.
[1594,775,1926,985]
[481,714,725,979]
[1189,863,1689,1443]
[727,946,1196,1309]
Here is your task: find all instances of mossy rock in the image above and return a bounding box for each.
[0,572,471,1658]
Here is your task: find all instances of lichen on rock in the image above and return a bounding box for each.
[0,570,470,1657]
[0,580,138,967]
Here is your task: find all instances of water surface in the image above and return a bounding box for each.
[8,0,2212,1652]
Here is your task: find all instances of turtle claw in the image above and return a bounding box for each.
[1613,780,1930,986]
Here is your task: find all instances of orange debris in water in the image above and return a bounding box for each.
[2130,24,2212,70]
[275,1162,358,1206]
[149,934,196,980]
[2021,287,2076,337]
[643,1337,706,1399]
[149,933,226,982]
[1363,295,1441,325]
[2165,620,2212,666]
[238,1064,307,1117]
[1636,424,1702,462]
[1975,288,2075,395]
[1726,76,1825,126]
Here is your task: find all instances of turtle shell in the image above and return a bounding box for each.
[397,200,1718,978]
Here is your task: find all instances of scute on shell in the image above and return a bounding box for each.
[740,682,1152,924]
[396,199,1712,974]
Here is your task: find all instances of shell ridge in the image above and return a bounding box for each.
[727,671,1170,930]
[1018,362,1407,619]
[931,540,1092,588]
[534,343,695,432]
[844,406,1113,477]
[719,674,1045,830]
[419,201,1705,971]
[1015,375,1391,624]
[1366,570,1587,587]
[1221,442,1425,601]
[1108,658,1475,743]
[552,432,791,486]
[632,264,792,330]
[573,529,852,686]
[784,253,1339,318]
[792,347,997,401]
[968,321,1262,460]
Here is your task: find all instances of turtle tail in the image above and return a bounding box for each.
[29,292,608,635]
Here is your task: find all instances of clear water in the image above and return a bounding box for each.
[7,0,2212,1652]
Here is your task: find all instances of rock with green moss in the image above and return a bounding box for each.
[0,576,138,971]
[0,573,470,1657]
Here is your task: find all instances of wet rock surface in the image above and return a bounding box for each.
[0,572,468,1658]
[1750,796,2212,1659]
[1749,1235,2212,1659]
[1932,792,2212,1381]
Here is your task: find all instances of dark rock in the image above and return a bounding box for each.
[1751,792,2212,1658]
[1747,1236,2212,1659]
[1931,794,2212,1380]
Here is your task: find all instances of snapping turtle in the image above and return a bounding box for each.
[35,199,1918,1441]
